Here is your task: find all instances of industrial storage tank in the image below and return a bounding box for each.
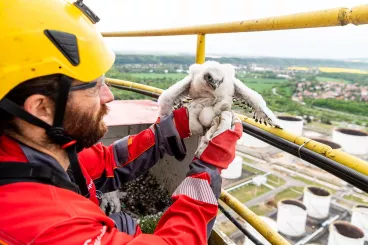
[303,186,331,219]
[277,199,307,237]
[242,132,269,148]
[244,216,278,245]
[332,128,368,155]
[277,116,304,136]
[328,221,365,245]
[221,155,243,179]
[311,138,341,150]
[303,130,323,139]
[351,204,368,241]
[277,116,304,164]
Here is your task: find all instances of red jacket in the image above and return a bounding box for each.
[0,112,220,245]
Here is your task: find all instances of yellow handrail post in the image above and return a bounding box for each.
[220,189,291,245]
[196,34,206,64]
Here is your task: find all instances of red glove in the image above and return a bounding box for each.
[194,111,243,170]
[172,107,191,139]
[154,107,191,139]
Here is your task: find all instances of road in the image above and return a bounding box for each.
[244,174,304,207]
[236,144,282,161]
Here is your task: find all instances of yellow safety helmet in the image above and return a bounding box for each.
[0,0,115,101]
[0,0,115,196]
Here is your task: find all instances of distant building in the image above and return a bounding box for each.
[277,74,291,79]
[321,91,337,99]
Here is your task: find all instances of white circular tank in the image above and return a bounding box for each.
[242,133,269,148]
[328,221,365,245]
[332,128,368,155]
[303,130,323,138]
[244,216,278,245]
[277,116,304,136]
[303,186,331,219]
[221,156,242,179]
[277,199,307,237]
[351,205,368,241]
[276,116,304,164]
[311,138,342,150]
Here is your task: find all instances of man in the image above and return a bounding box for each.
[0,1,242,244]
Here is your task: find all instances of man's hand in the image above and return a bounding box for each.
[195,111,243,170]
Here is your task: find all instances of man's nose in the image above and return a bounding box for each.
[99,84,114,104]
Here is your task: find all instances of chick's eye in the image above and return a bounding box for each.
[204,74,213,81]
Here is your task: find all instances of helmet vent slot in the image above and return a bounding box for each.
[44,30,80,66]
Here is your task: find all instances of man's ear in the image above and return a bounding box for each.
[23,94,54,125]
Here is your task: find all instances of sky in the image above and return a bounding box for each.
[87,0,368,60]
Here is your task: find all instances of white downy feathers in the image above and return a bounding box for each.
[158,60,281,134]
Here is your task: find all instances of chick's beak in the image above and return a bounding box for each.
[207,81,217,90]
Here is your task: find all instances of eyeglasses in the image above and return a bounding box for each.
[69,75,106,92]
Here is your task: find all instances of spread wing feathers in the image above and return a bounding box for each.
[233,78,281,128]
[157,74,193,116]
[173,96,192,110]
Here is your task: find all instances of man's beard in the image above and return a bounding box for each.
[63,104,109,149]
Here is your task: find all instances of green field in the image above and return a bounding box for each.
[278,86,293,97]
[245,83,278,93]
[247,186,304,216]
[344,194,368,204]
[241,77,289,94]
[242,164,264,175]
[274,186,304,202]
[316,76,351,84]
[240,156,256,164]
[293,176,336,194]
[267,174,286,188]
[249,204,274,216]
[242,77,288,84]
[229,184,271,204]
[108,71,293,99]
[126,73,289,94]
[129,72,187,80]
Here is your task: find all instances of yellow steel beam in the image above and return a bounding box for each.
[106,78,368,176]
[102,5,368,37]
[220,189,291,245]
[196,34,206,64]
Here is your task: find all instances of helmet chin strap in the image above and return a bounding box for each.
[0,75,89,198]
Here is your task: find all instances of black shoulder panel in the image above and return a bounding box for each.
[44,30,80,66]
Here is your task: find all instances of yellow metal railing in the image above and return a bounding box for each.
[102,5,368,37]
[104,5,368,245]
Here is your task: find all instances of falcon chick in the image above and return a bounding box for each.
[158,60,281,134]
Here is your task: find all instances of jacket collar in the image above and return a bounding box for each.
[0,134,70,180]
